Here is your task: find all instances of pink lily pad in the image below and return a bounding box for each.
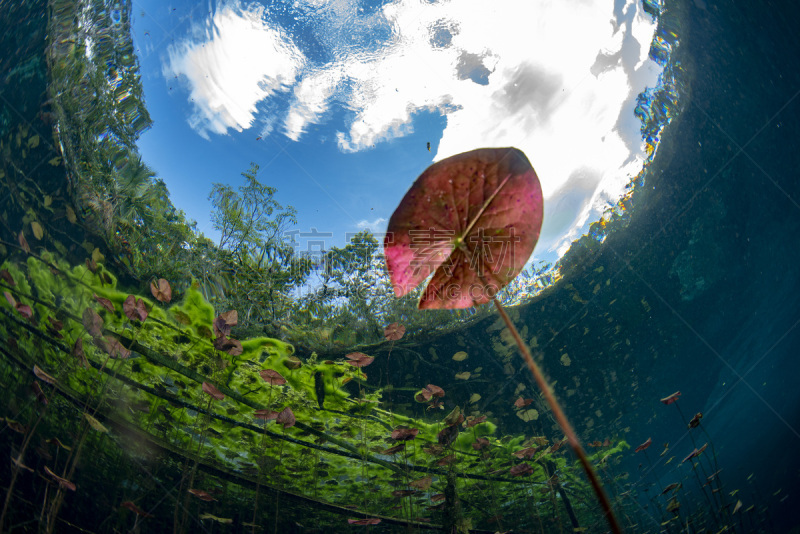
[123,295,148,322]
[150,278,172,303]
[188,488,217,502]
[384,322,406,341]
[202,382,225,400]
[275,407,295,428]
[213,310,238,338]
[259,369,286,386]
[44,466,76,491]
[390,428,419,441]
[384,147,543,309]
[345,352,374,368]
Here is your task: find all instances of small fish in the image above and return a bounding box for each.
[426,141,430,152]
[314,372,325,409]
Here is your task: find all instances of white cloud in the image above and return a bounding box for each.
[355,217,387,232]
[164,1,305,139]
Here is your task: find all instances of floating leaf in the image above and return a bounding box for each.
[44,466,76,491]
[259,369,286,386]
[384,147,543,309]
[688,412,703,429]
[469,393,481,404]
[82,308,103,337]
[33,365,56,384]
[254,409,279,421]
[123,295,148,322]
[276,407,296,428]
[121,501,153,518]
[97,336,130,359]
[84,413,108,433]
[681,443,708,464]
[472,437,490,451]
[437,454,456,466]
[92,248,104,264]
[345,352,374,368]
[347,518,381,526]
[0,269,15,286]
[443,406,463,426]
[11,455,33,472]
[150,278,172,303]
[72,339,89,368]
[437,425,459,446]
[514,397,534,408]
[391,427,419,441]
[93,294,114,312]
[426,384,444,397]
[15,302,32,319]
[48,316,63,331]
[661,391,681,405]
[381,444,405,455]
[384,322,406,341]
[509,463,533,477]
[66,206,77,223]
[213,310,238,338]
[422,444,445,456]
[5,418,26,433]
[188,488,217,502]
[454,371,471,380]
[513,447,538,459]
[732,499,743,515]
[202,382,225,400]
[452,351,468,361]
[635,438,652,453]
[415,389,432,403]
[213,336,243,356]
[31,221,43,240]
[18,231,30,253]
[550,437,568,452]
[409,476,432,490]
[27,134,39,148]
[47,437,71,451]
[466,415,487,427]
[661,482,682,495]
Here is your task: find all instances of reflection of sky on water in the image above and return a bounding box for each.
[135,0,664,260]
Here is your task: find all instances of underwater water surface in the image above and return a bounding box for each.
[1,0,799,533]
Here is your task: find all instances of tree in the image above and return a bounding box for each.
[207,163,310,330]
[209,163,296,261]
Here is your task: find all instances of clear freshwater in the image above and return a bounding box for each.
[1,0,799,533]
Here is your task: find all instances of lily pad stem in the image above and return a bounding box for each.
[492,299,622,534]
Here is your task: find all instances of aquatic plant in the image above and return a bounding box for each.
[384,147,622,532]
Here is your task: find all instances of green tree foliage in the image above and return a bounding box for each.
[207,163,311,332]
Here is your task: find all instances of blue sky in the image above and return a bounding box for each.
[132,0,662,264]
